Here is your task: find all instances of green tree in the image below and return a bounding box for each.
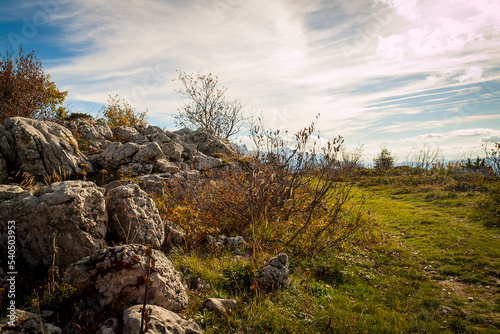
[374,146,395,170]
[0,47,67,124]
[174,71,244,139]
[99,94,148,128]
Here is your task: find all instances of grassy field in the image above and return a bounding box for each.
[168,175,500,333]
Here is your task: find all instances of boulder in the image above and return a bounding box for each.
[136,173,172,195]
[106,183,164,248]
[255,253,290,290]
[155,159,180,173]
[63,118,113,140]
[0,181,107,267]
[123,163,153,176]
[90,142,141,170]
[178,128,236,156]
[0,117,93,177]
[65,244,188,312]
[160,141,185,162]
[113,126,149,145]
[133,142,164,163]
[144,126,171,143]
[192,154,222,171]
[123,304,203,334]
[0,309,62,334]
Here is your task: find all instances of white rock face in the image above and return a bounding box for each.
[106,183,165,248]
[65,244,189,312]
[123,304,203,334]
[0,117,93,177]
[0,181,107,267]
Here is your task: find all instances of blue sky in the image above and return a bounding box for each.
[1,0,500,162]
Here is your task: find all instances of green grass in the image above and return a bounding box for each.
[167,179,500,333]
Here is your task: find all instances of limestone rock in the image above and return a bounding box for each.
[123,304,203,334]
[0,117,93,177]
[0,184,26,201]
[205,298,237,314]
[63,118,113,149]
[192,154,222,171]
[133,142,164,163]
[90,142,141,170]
[178,128,236,156]
[136,173,172,195]
[255,253,290,290]
[113,126,148,145]
[165,221,186,246]
[160,141,185,162]
[0,181,107,267]
[106,183,164,247]
[155,159,180,173]
[65,244,188,312]
[123,162,153,176]
[0,309,62,334]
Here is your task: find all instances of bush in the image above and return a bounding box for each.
[156,116,366,253]
[99,94,148,128]
[65,112,94,121]
[0,47,67,123]
[373,147,395,170]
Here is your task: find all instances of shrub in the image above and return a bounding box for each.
[99,94,148,128]
[156,116,366,253]
[0,47,67,123]
[65,112,94,121]
[373,147,395,170]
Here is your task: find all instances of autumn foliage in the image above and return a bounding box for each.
[99,94,148,128]
[0,47,67,124]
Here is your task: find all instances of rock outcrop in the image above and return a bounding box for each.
[0,181,107,267]
[65,244,188,312]
[204,298,237,314]
[106,183,164,248]
[0,117,93,178]
[123,304,203,334]
[255,253,290,290]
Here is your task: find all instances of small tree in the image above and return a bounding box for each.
[99,94,148,128]
[0,47,67,124]
[484,142,500,176]
[174,71,244,139]
[373,146,395,170]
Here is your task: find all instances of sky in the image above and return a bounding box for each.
[1,0,500,163]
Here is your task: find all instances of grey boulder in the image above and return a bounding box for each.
[255,253,290,290]
[106,183,164,248]
[0,181,107,267]
[123,304,203,334]
[65,244,188,312]
[0,117,93,177]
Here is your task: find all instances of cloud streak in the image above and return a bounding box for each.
[3,0,499,160]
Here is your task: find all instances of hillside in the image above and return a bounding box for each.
[0,117,499,333]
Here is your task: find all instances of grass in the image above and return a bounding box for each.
[165,176,500,333]
[3,170,498,333]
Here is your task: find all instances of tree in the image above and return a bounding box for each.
[174,71,244,139]
[373,146,395,170]
[0,47,67,124]
[98,94,148,128]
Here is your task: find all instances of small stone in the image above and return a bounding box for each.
[205,298,237,313]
